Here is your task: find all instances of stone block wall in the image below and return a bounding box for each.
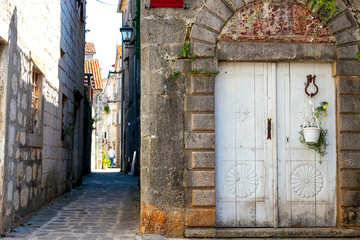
[0,0,85,233]
[140,0,360,237]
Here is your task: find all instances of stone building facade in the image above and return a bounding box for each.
[118,0,141,175]
[140,0,360,238]
[0,0,85,233]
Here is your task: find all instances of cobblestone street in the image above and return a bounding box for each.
[4,170,147,240]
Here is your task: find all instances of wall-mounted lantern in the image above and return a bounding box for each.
[120,24,134,45]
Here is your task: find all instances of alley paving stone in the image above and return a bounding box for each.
[4,170,150,240]
[3,169,360,240]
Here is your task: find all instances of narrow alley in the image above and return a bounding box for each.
[4,171,142,240]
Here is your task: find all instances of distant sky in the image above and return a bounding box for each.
[85,0,122,78]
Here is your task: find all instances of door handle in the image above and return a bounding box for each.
[267,118,271,140]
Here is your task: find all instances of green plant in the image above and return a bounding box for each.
[357,52,360,61]
[308,0,339,42]
[299,101,329,156]
[310,0,338,21]
[190,69,220,76]
[170,71,181,79]
[305,101,328,127]
[205,70,220,76]
[180,42,191,58]
[190,68,202,74]
[103,105,110,114]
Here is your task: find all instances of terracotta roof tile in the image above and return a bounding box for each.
[85,42,96,54]
[84,59,103,90]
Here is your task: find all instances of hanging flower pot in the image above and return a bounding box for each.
[303,127,321,144]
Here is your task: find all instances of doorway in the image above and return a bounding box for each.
[215,62,336,227]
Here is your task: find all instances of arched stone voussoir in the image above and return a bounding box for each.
[203,0,234,22]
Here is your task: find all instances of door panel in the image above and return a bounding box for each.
[216,62,275,227]
[277,63,336,227]
[216,62,336,228]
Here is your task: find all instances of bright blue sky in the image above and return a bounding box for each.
[85,0,122,78]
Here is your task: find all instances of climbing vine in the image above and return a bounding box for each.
[309,0,360,60]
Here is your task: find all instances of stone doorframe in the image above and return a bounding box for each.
[183,0,360,238]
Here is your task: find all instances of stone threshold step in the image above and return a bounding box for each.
[185,228,360,238]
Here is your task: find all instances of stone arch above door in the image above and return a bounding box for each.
[184,0,360,236]
[189,0,360,65]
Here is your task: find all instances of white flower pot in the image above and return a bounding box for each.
[303,127,321,144]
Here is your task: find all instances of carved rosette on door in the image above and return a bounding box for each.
[291,165,323,198]
[226,165,259,198]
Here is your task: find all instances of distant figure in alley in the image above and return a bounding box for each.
[108,146,116,168]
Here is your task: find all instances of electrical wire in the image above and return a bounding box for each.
[94,0,118,6]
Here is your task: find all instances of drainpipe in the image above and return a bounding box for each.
[133,52,138,176]
[120,38,125,172]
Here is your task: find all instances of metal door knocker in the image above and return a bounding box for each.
[305,75,319,98]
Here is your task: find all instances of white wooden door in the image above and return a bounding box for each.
[215,62,277,227]
[277,63,336,227]
[215,62,336,227]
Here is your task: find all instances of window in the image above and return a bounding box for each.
[27,63,44,147]
[61,94,68,141]
[30,69,41,134]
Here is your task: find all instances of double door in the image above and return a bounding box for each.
[215,62,336,227]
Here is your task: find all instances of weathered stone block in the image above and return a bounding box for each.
[192,151,215,169]
[26,166,32,183]
[191,114,215,131]
[338,45,359,59]
[339,114,360,131]
[20,187,29,207]
[174,59,192,73]
[9,99,16,122]
[192,41,216,58]
[339,152,360,168]
[225,0,245,11]
[7,182,13,202]
[338,77,360,94]
[186,208,215,227]
[185,132,215,149]
[341,189,360,206]
[196,9,225,32]
[340,169,360,188]
[341,207,360,226]
[217,42,337,61]
[190,24,218,44]
[187,170,215,187]
[205,0,233,21]
[243,0,257,5]
[340,133,360,150]
[339,95,360,113]
[336,60,360,76]
[13,190,19,211]
[191,75,215,94]
[191,58,218,73]
[185,95,214,112]
[328,13,353,34]
[192,190,215,207]
[336,27,360,45]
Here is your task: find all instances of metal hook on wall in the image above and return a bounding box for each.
[305,75,319,98]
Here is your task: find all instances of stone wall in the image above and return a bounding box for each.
[0,0,85,233]
[141,0,360,237]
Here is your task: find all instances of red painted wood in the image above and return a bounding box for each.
[150,0,183,7]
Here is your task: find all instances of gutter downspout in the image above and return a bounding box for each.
[118,1,125,172]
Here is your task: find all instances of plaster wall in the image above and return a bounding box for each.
[140,0,360,237]
[0,0,85,233]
